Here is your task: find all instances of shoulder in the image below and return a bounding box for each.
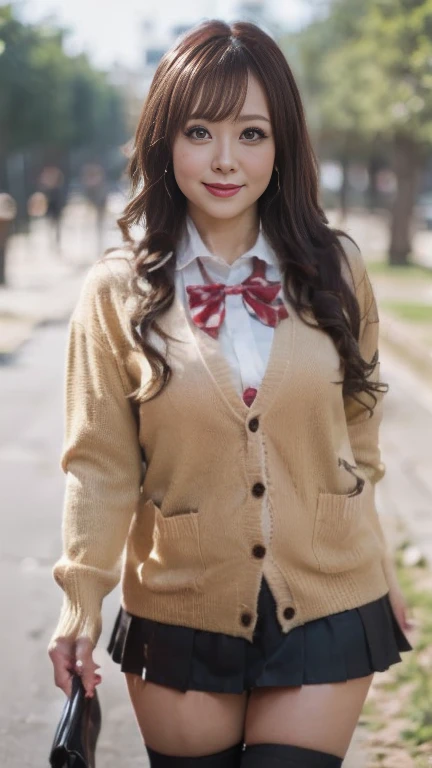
[71,248,143,346]
[336,234,365,291]
[336,233,377,322]
[77,248,135,305]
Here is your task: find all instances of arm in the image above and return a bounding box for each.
[340,238,394,585]
[49,262,144,648]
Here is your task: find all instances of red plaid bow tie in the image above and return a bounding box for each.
[185,256,288,339]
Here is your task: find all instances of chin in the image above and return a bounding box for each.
[193,199,256,220]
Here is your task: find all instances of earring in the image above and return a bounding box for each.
[163,159,172,200]
[273,165,280,192]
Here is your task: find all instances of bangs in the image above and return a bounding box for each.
[167,45,252,137]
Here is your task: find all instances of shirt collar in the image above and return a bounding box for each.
[175,215,278,271]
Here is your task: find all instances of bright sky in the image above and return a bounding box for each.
[11,0,313,69]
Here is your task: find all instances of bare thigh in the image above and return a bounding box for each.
[125,673,248,757]
[244,674,374,759]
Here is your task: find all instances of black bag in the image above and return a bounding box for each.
[49,674,101,768]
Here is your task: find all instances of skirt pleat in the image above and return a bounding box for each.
[107,577,412,693]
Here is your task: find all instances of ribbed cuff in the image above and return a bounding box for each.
[48,595,102,649]
[49,561,110,648]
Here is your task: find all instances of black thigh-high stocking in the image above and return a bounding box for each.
[146,743,244,767]
[240,743,343,767]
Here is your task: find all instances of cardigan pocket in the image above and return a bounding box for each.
[139,500,205,593]
[312,480,382,574]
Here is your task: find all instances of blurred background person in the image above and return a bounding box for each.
[0,191,17,285]
[80,163,109,257]
[38,165,66,251]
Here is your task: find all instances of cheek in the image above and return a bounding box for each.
[245,146,275,182]
[172,144,205,188]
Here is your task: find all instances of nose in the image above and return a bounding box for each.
[211,138,239,175]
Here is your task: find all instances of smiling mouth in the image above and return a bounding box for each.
[203,183,243,189]
[202,183,244,197]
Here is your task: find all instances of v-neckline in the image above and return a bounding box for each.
[169,287,294,424]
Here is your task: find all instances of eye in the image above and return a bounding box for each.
[184,125,268,142]
[242,127,267,142]
[184,126,210,140]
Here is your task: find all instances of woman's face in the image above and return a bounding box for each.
[172,73,276,221]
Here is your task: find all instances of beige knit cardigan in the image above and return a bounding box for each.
[50,235,392,648]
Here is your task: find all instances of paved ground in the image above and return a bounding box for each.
[0,205,430,766]
[326,207,432,270]
[0,323,144,767]
[1,320,426,767]
[0,196,124,355]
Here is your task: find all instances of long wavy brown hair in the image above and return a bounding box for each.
[115,18,387,413]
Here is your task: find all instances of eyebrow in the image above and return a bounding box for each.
[188,113,270,123]
[237,114,270,123]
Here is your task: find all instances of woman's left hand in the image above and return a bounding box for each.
[387,578,415,635]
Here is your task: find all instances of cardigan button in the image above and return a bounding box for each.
[252,482,265,498]
[248,417,259,432]
[252,544,266,559]
[240,611,253,627]
[283,606,296,620]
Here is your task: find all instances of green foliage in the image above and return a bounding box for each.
[380,301,432,321]
[367,261,432,278]
[0,4,127,153]
[392,552,432,750]
[358,547,432,757]
[281,0,432,147]
[401,673,432,746]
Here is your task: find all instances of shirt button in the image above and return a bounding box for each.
[252,544,266,559]
[283,607,296,620]
[252,482,266,498]
[240,611,253,627]
[248,417,259,432]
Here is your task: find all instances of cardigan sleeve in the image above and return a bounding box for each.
[340,237,394,582]
[49,260,144,648]
[342,249,386,487]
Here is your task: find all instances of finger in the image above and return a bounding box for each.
[59,668,74,699]
[53,659,74,698]
[48,639,75,697]
[75,637,101,698]
[404,617,417,631]
[87,672,103,698]
[401,606,417,632]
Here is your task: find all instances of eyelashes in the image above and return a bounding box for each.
[184,125,268,142]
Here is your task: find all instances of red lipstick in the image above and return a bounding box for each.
[203,183,243,198]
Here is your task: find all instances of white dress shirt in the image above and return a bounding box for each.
[174,216,282,549]
[175,215,281,394]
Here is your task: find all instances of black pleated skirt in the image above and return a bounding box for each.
[107,577,413,693]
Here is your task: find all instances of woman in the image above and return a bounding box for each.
[48,19,413,768]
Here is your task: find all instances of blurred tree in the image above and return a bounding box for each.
[0,3,128,269]
[0,4,127,214]
[284,0,432,265]
[280,2,371,219]
[68,57,128,150]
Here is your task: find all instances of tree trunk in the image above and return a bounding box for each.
[366,154,380,213]
[389,134,420,265]
[339,152,349,221]
[0,221,9,286]
[0,243,6,286]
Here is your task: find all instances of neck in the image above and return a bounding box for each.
[187,204,260,266]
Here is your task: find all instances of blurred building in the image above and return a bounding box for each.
[233,0,268,26]
[108,63,149,132]
[109,3,279,130]
[137,3,276,91]
[140,19,195,93]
